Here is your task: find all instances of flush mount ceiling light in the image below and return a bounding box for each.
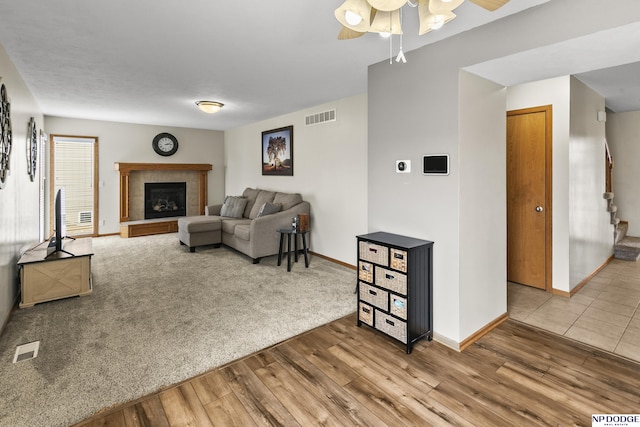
[196,101,224,114]
[335,0,510,39]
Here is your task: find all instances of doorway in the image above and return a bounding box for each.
[506,105,552,291]
[50,135,99,237]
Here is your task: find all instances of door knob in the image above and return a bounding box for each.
[536,206,544,212]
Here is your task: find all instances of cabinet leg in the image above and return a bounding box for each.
[277,233,285,266]
[301,233,309,267]
[287,234,292,272]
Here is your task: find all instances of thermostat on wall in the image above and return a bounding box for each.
[423,154,449,175]
[396,160,411,173]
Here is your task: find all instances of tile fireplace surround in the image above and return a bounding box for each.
[114,163,212,223]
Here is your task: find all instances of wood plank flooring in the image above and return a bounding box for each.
[75,314,640,426]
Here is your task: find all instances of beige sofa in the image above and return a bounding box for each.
[178,188,310,263]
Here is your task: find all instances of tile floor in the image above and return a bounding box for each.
[508,258,640,363]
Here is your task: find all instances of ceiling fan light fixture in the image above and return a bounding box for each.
[419,1,456,34]
[345,10,363,25]
[196,101,224,114]
[431,16,446,29]
[367,0,409,12]
[335,0,509,39]
[429,0,465,12]
[370,9,403,35]
[335,0,372,32]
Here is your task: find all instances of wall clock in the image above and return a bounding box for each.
[27,117,37,181]
[152,132,178,156]
[0,82,12,189]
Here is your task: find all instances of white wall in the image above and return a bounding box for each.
[459,71,507,341]
[506,76,571,292]
[506,76,612,292]
[368,0,640,344]
[224,94,368,265]
[0,43,43,330]
[607,111,640,236]
[568,77,613,288]
[44,117,225,235]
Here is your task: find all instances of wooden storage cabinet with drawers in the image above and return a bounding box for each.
[356,231,433,353]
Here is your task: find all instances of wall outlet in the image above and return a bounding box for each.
[396,160,411,173]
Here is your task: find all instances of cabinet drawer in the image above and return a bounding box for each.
[358,261,373,283]
[359,241,388,265]
[390,248,408,273]
[390,295,407,320]
[359,302,374,326]
[359,282,388,311]
[374,266,407,295]
[375,310,407,344]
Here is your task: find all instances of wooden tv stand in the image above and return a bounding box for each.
[18,238,93,308]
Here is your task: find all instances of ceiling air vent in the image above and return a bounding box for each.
[305,109,336,126]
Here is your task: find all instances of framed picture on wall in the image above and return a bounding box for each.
[262,125,293,176]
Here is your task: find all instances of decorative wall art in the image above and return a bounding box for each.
[27,117,37,181]
[0,82,12,189]
[262,125,293,176]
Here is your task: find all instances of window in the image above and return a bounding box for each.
[50,135,98,237]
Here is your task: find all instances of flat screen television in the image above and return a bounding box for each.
[46,188,73,258]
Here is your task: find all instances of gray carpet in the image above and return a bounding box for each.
[0,234,356,427]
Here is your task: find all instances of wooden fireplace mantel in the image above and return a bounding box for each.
[114,162,212,223]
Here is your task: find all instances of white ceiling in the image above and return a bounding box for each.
[466,20,640,113]
[0,0,637,131]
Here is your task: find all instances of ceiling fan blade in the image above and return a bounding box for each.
[338,26,366,40]
[469,0,510,11]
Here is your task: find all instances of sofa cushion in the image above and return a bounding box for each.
[257,202,282,217]
[249,190,277,219]
[273,192,303,211]
[220,196,247,218]
[241,188,261,218]
[235,224,251,241]
[178,216,222,233]
[221,218,251,235]
[204,204,222,216]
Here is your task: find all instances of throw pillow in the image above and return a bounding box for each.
[249,190,276,219]
[257,202,282,217]
[220,196,248,218]
[241,187,261,218]
[273,192,303,211]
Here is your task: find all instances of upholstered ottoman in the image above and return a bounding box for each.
[177,216,222,252]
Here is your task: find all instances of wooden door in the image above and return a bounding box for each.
[507,106,552,290]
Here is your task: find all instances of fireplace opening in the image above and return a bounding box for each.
[145,182,187,219]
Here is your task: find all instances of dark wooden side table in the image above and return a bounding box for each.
[277,228,309,272]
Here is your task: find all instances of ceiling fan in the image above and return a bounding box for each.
[335,0,510,40]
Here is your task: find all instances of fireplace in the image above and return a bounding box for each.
[145,182,187,219]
